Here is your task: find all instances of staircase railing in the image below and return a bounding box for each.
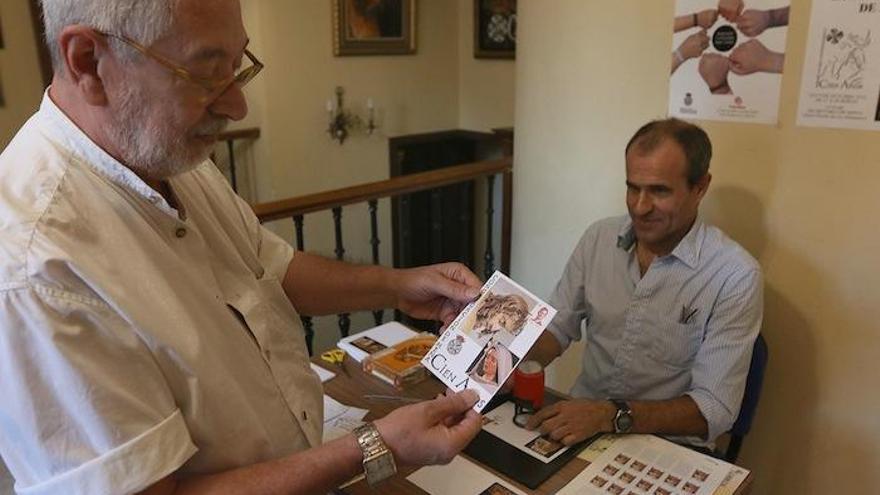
[252,157,513,355]
[214,127,261,193]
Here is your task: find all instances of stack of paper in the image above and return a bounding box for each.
[310,362,335,383]
[407,456,526,495]
[322,395,369,443]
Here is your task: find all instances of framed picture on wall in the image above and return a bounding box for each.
[474,0,516,59]
[332,0,416,56]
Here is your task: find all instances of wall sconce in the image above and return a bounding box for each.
[326,86,376,145]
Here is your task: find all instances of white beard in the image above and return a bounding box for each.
[108,82,228,180]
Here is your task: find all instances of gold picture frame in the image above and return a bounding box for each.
[332,0,416,56]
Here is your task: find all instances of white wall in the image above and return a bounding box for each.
[513,1,880,494]
[457,0,516,131]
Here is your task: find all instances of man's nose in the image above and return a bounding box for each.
[209,84,248,121]
[633,192,653,215]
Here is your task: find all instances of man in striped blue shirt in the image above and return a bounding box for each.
[526,119,763,448]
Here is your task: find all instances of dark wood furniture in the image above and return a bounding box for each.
[388,130,512,331]
[389,130,508,272]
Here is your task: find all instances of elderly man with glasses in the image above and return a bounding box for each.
[0,1,484,494]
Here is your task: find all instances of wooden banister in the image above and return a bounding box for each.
[253,157,512,222]
[214,127,261,193]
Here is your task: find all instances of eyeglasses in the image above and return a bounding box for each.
[98,31,263,98]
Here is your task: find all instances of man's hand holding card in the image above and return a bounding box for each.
[421,272,557,412]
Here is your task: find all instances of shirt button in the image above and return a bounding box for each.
[302,411,308,421]
[175,227,187,238]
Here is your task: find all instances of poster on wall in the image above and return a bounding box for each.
[669,0,790,124]
[796,0,880,131]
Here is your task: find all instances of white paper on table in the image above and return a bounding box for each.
[480,401,570,463]
[322,395,369,443]
[310,362,336,383]
[407,455,527,495]
[577,434,618,462]
[421,271,556,412]
[558,435,740,495]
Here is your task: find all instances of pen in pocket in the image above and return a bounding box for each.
[680,306,698,324]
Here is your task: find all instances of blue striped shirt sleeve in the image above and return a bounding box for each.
[686,265,763,442]
[547,228,594,351]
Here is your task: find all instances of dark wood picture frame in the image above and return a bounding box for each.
[332,0,416,56]
[473,0,516,59]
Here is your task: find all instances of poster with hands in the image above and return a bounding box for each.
[669,0,790,124]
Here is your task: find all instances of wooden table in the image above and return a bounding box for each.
[317,357,752,495]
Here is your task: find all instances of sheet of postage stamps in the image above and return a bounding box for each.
[421,271,557,412]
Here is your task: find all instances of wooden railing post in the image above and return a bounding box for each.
[484,174,496,280]
[332,207,351,338]
[368,199,384,326]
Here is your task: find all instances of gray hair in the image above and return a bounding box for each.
[39,0,176,71]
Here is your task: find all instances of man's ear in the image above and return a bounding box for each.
[694,172,712,200]
[57,26,109,106]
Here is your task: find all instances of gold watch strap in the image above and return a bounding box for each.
[353,422,397,485]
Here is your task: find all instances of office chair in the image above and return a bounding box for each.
[719,333,769,463]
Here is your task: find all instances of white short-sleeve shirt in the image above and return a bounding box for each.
[0,94,323,494]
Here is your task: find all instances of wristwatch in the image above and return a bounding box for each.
[611,399,634,434]
[353,422,397,486]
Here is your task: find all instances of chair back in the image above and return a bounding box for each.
[723,333,768,462]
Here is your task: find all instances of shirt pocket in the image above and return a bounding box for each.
[647,309,703,369]
[221,269,276,350]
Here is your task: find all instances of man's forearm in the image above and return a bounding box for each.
[283,251,397,316]
[769,6,788,27]
[141,434,364,495]
[625,396,708,439]
[673,14,695,32]
[525,331,563,368]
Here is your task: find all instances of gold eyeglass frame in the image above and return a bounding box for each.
[97,31,263,97]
